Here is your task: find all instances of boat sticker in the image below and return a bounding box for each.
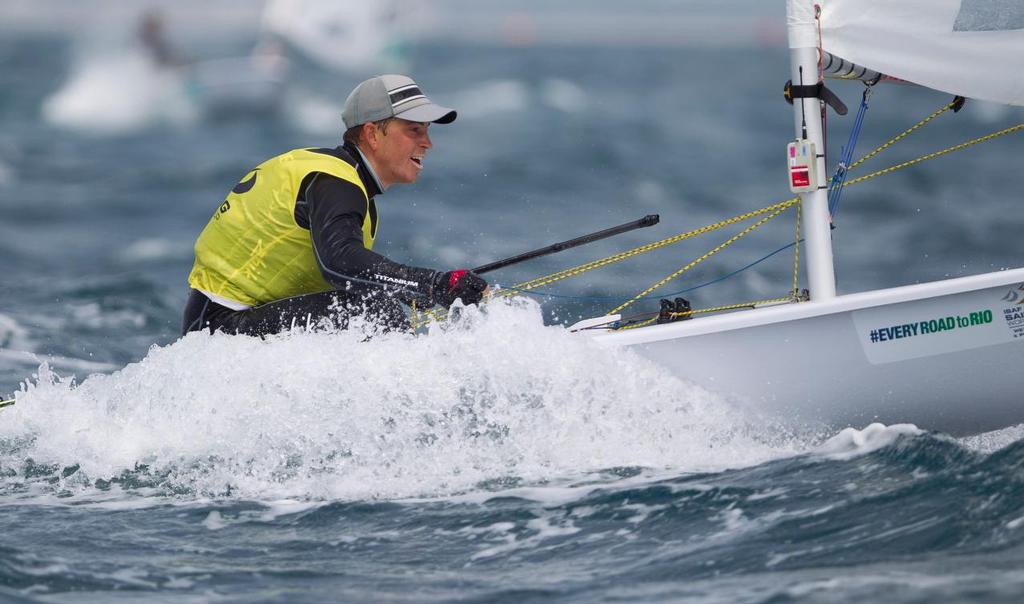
[852,283,1022,364]
[1001,282,1024,338]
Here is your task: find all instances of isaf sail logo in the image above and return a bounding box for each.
[1000,283,1024,337]
[1000,283,1024,305]
[955,0,1024,31]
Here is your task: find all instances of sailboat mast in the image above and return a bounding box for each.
[786,0,836,300]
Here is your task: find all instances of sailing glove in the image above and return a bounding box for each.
[433,269,488,307]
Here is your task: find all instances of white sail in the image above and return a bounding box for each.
[814,0,1024,106]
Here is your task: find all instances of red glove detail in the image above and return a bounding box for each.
[448,269,468,293]
[433,269,488,307]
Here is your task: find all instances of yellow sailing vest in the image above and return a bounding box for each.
[188,148,377,307]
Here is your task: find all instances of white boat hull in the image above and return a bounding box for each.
[582,268,1024,436]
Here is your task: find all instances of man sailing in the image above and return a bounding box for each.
[183,75,488,336]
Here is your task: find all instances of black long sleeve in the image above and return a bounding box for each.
[299,172,437,305]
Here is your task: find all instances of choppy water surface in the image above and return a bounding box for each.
[3,4,1024,602]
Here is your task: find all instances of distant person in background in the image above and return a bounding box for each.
[249,36,289,76]
[138,9,188,68]
[182,75,489,337]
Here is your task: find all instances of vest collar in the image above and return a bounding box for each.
[346,142,385,196]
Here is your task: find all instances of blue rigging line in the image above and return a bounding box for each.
[828,85,871,218]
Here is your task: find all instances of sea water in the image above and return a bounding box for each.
[3,3,1024,602]
[7,300,1024,603]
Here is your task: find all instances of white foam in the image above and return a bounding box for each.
[450,80,531,118]
[539,78,588,113]
[469,512,580,560]
[120,238,192,263]
[41,50,198,135]
[201,510,226,530]
[959,423,1024,454]
[812,422,923,460]
[0,298,799,503]
[0,312,33,351]
[282,89,343,136]
[66,303,146,330]
[0,350,119,377]
[258,499,323,521]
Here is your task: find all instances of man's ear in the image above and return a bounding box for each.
[362,122,379,151]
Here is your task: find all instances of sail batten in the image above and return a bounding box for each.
[821,51,883,84]
[814,0,1024,107]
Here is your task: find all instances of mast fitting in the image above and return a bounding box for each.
[784,80,849,116]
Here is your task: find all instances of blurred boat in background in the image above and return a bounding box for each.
[37,1,415,133]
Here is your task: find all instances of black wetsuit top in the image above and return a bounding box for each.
[298,143,437,303]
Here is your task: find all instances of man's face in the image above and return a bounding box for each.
[364,118,432,188]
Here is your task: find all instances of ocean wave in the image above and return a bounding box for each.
[3,425,1024,600]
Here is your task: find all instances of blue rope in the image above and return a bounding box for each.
[828,86,871,218]
[501,239,801,302]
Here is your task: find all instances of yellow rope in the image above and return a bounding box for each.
[613,202,806,330]
[847,99,958,171]
[512,198,800,293]
[617,296,793,330]
[792,202,802,299]
[845,122,1024,188]
[412,113,1024,331]
[608,203,795,316]
[607,114,1024,320]
[411,197,800,329]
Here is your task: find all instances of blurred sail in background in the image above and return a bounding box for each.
[260,0,414,73]
[187,38,290,118]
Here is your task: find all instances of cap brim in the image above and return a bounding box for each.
[395,103,457,124]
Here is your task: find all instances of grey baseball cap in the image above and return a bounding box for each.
[342,74,457,130]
